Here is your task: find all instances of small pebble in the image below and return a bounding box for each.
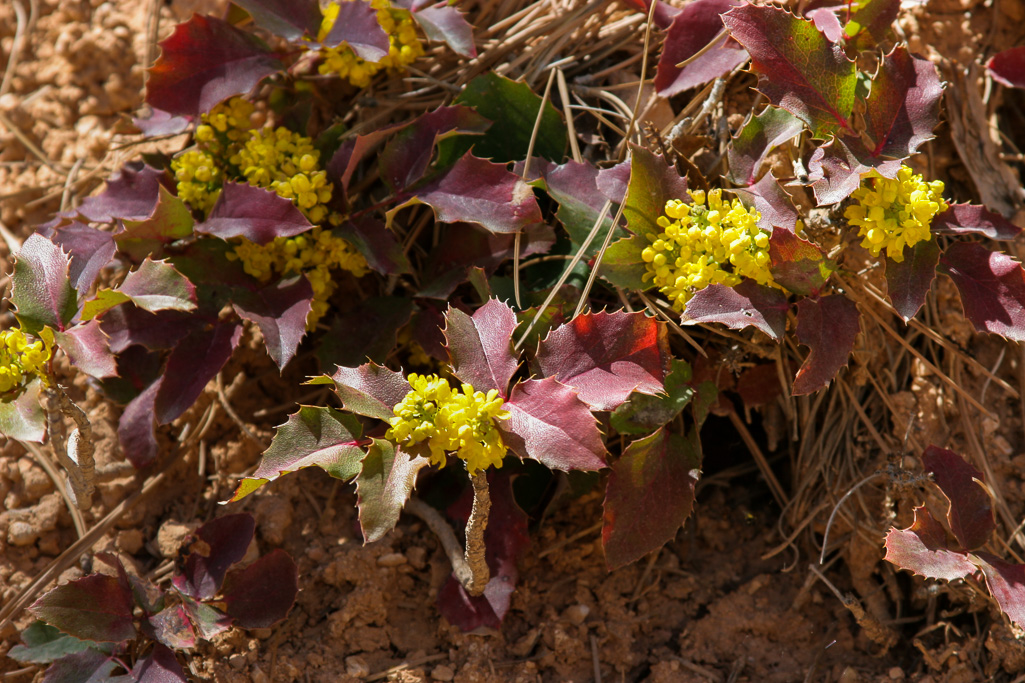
[431,665,455,681]
[888,668,904,680]
[7,520,37,547]
[228,653,246,670]
[377,552,407,567]
[563,603,590,624]
[345,655,370,678]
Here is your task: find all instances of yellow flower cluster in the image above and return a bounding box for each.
[195,96,255,159]
[172,149,222,213]
[228,227,369,329]
[844,165,948,263]
[317,0,425,88]
[642,189,774,311]
[386,373,510,474]
[172,98,256,213]
[0,328,52,394]
[230,127,334,225]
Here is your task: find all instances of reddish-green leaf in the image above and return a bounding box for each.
[48,223,116,294]
[114,644,188,683]
[623,144,689,242]
[987,46,1025,89]
[923,445,995,551]
[0,378,46,442]
[792,295,860,394]
[313,362,411,421]
[807,7,842,42]
[412,2,476,58]
[177,593,232,640]
[222,549,298,628]
[232,276,313,369]
[654,0,747,97]
[30,573,136,643]
[75,163,166,223]
[154,323,242,424]
[445,299,519,396]
[843,0,900,53]
[939,241,1025,342]
[885,239,939,322]
[146,14,284,116]
[610,359,694,435]
[7,622,93,665]
[116,258,197,315]
[526,159,620,249]
[322,0,390,60]
[199,182,312,244]
[54,321,118,379]
[768,229,833,296]
[117,186,195,261]
[536,311,669,411]
[730,170,799,232]
[230,406,364,502]
[391,153,542,234]
[722,5,856,137]
[726,107,804,186]
[600,235,649,290]
[174,514,255,600]
[884,506,977,581]
[34,649,119,683]
[355,439,429,543]
[149,604,198,650]
[12,233,77,334]
[683,280,789,341]
[379,106,490,192]
[232,0,322,42]
[498,378,607,471]
[931,203,1022,240]
[602,427,701,570]
[861,45,942,159]
[973,553,1025,629]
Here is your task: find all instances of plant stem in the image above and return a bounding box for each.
[464,471,491,596]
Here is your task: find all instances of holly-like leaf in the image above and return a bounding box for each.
[726,107,804,186]
[730,170,799,232]
[885,239,939,322]
[498,378,607,471]
[199,182,312,244]
[597,161,630,204]
[412,2,476,58]
[35,649,119,683]
[683,280,789,341]
[316,296,413,369]
[860,45,943,160]
[884,506,978,581]
[12,233,77,334]
[229,406,364,502]
[792,294,860,395]
[722,5,856,137]
[654,0,747,97]
[599,235,649,290]
[54,321,118,379]
[440,72,566,164]
[117,186,195,262]
[112,643,188,683]
[844,0,900,53]
[93,258,196,320]
[48,223,117,293]
[769,229,833,296]
[221,549,298,628]
[931,203,1022,240]
[174,514,255,600]
[232,0,322,42]
[322,0,390,61]
[232,276,313,369]
[7,622,94,665]
[355,439,429,543]
[445,299,519,396]
[146,14,284,116]
[391,153,542,234]
[602,427,701,570]
[939,241,1025,342]
[610,359,694,435]
[379,106,490,192]
[536,311,669,411]
[153,322,243,424]
[987,46,1025,89]
[623,144,689,242]
[525,159,621,251]
[922,446,995,551]
[313,362,411,421]
[0,378,46,442]
[75,163,167,224]
[973,553,1025,630]
[336,216,412,275]
[30,573,136,643]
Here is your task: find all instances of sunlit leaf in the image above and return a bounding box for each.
[726,107,804,186]
[768,229,833,296]
[12,233,77,334]
[445,299,519,396]
[199,182,312,244]
[54,321,118,379]
[844,0,900,53]
[30,573,136,643]
[932,203,1022,240]
[355,439,429,543]
[683,280,789,341]
[860,45,942,159]
[7,622,93,665]
[74,163,167,224]
[117,186,195,261]
[973,553,1025,630]
[48,223,117,294]
[654,0,747,97]
[884,506,977,580]
[232,0,322,42]
[0,378,46,443]
[730,170,799,233]
[314,362,411,421]
[412,2,476,58]
[322,0,390,61]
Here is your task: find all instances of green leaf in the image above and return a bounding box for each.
[82,259,197,321]
[117,186,195,261]
[438,72,567,164]
[611,359,694,435]
[11,234,77,334]
[0,378,46,442]
[600,235,648,290]
[355,439,429,543]
[8,622,95,665]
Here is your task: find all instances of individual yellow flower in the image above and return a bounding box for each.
[844,165,947,263]
[0,327,52,394]
[386,373,510,474]
[642,189,775,311]
[316,0,425,88]
[195,96,256,161]
[171,149,222,213]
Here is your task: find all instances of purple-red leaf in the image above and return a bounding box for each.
[118,379,161,468]
[314,362,411,421]
[526,159,619,246]
[922,445,995,551]
[75,163,166,224]
[133,108,193,137]
[393,153,542,234]
[884,506,977,581]
[327,123,406,197]
[337,216,413,275]
[232,276,313,369]
[726,107,804,186]
[843,0,900,53]
[885,239,939,322]
[316,296,413,369]
[861,45,943,159]
[730,171,799,233]
[30,573,136,643]
[412,2,477,58]
[232,0,322,42]
[806,137,902,205]
[536,311,669,411]
[355,439,429,543]
[322,0,390,61]
[602,427,701,570]
[199,182,312,244]
[48,223,116,294]
[988,47,1025,89]
[38,649,119,683]
[222,549,298,628]
[229,406,364,502]
[114,643,188,683]
[0,378,47,442]
[12,233,77,334]
[498,378,607,471]
[722,5,856,137]
[117,186,195,261]
[792,295,860,394]
[154,322,242,424]
[683,280,789,340]
[54,321,118,379]
[146,14,284,116]
[445,299,519,396]
[654,0,747,97]
[149,603,198,650]
[118,258,197,315]
[931,203,1022,240]
[973,552,1025,629]
[768,228,833,297]
[174,514,256,600]
[939,241,1025,342]
[379,106,490,192]
[807,7,842,43]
